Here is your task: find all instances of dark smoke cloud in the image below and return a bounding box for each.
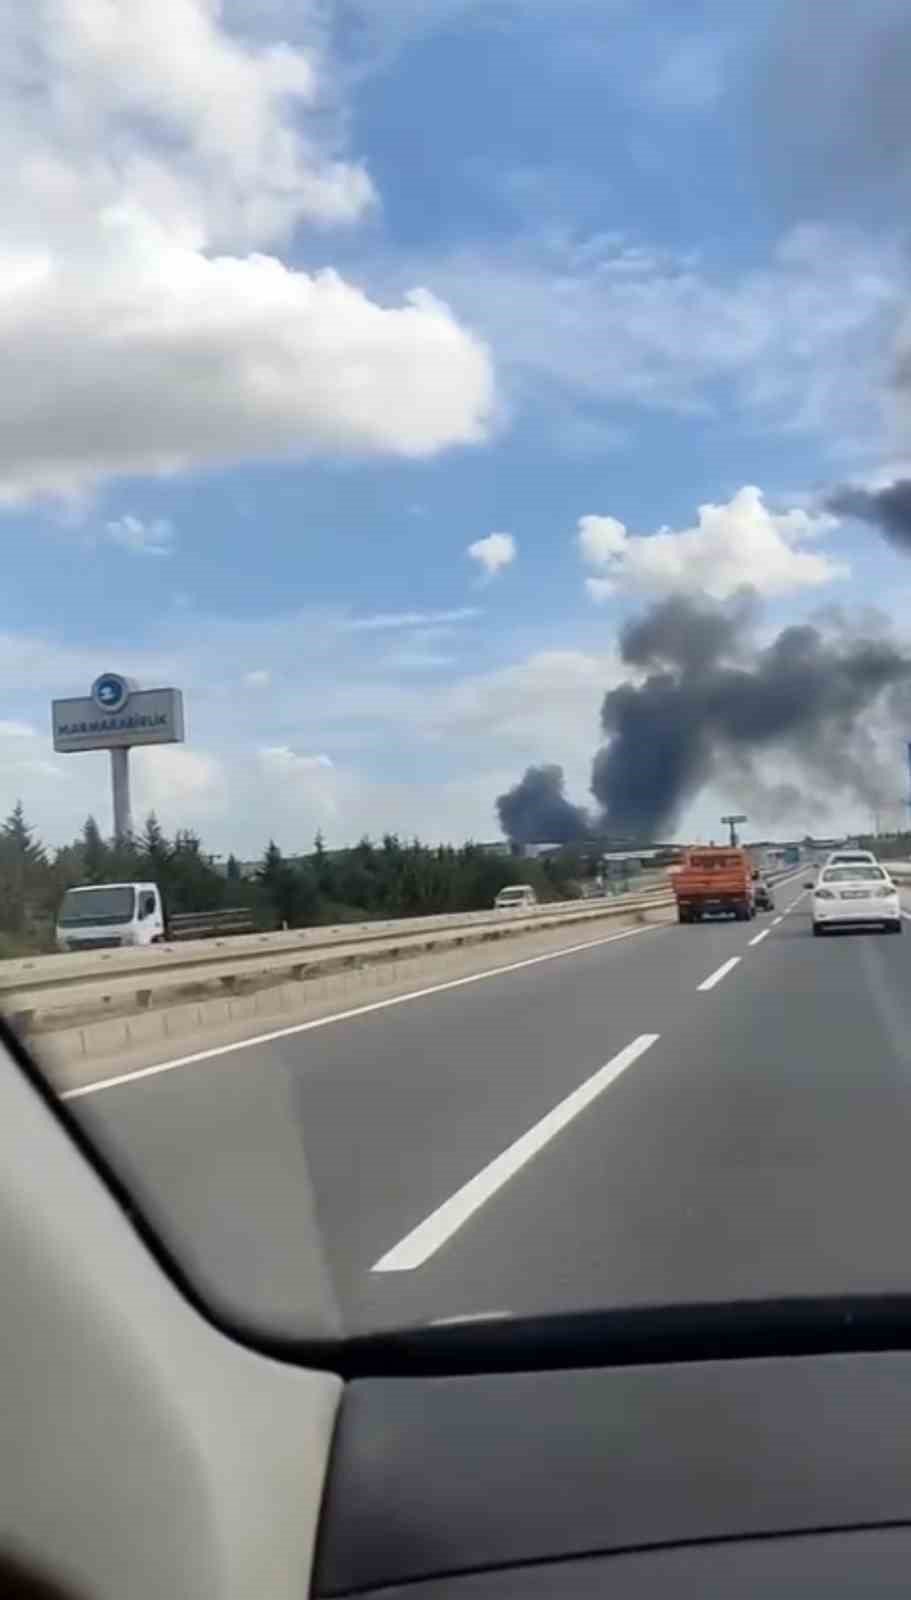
[496,763,590,845]
[590,594,911,837]
[761,1,911,211]
[827,480,911,552]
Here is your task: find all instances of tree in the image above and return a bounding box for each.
[82,815,107,881]
[256,840,307,927]
[0,802,47,933]
[226,853,241,881]
[2,801,45,867]
[140,812,170,868]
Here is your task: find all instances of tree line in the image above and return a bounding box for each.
[0,802,581,955]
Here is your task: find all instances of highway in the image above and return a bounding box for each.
[60,871,911,1338]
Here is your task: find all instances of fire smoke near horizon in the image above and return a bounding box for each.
[497,596,911,844]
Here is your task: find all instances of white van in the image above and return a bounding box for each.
[493,884,538,913]
[56,882,166,952]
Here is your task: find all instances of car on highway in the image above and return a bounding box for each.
[752,871,775,911]
[808,863,902,936]
[824,849,878,868]
[493,883,538,913]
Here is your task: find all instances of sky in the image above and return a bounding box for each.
[5,0,911,855]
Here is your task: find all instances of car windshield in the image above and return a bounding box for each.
[6,0,911,1354]
[820,866,888,884]
[58,887,136,926]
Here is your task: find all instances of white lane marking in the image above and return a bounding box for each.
[748,928,771,947]
[372,1033,660,1273]
[784,890,809,912]
[62,923,662,1100]
[697,955,741,992]
[771,916,783,926]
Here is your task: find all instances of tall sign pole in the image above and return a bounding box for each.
[51,673,185,841]
[110,747,132,841]
[720,813,748,848]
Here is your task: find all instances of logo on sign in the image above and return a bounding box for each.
[92,673,130,714]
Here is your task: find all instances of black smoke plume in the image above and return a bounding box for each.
[496,764,590,845]
[590,595,911,837]
[760,1,911,211]
[827,480,911,553]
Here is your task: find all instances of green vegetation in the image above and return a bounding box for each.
[0,805,581,956]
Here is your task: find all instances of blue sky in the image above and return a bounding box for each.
[4,0,911,852]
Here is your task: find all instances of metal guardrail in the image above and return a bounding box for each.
[167,908,255,940]
[0,890,667,998]
[5,889,675,1029]
[3,865,806,1032]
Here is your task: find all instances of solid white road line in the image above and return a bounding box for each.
[748,928,771,947]
[62,923,663,1101]
[371,1033,661,1273]
[697,955,741,992]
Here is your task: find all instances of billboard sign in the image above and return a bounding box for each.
[52,674,185,753]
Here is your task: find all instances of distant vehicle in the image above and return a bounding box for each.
[56,881,165,951]
[673,847,755,923]
[752,870,775,911]
[56,886,256,951]
[824,849,877,868]
[493,884,538,913]
[808,863,901,936]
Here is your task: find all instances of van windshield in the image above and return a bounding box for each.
[58,887,136,926]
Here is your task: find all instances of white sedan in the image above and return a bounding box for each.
[809,863,903,936]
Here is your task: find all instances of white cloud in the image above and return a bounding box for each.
[5,0,371,255]
[133,746,226,819]
[0,1,494,505]
[467,530,517,578]
[577,485,848,601]
[343,608,481,632]
[397,224,905,450]
[105,514,175,556]
[259,747,334,774]
[243,669,272,688]
[423,648,621,773]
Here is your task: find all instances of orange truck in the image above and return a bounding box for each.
[672,846,756,924]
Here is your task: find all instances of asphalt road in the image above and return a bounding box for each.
[61,871,911,1338]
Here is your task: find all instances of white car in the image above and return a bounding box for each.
[809,863,902,936]
[493,884,538,913]
[823,849,877,868]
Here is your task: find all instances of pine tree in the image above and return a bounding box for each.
[82,815,107,880]
[0,802,46,933]
[257,838,283,885]
[140,812,170,864]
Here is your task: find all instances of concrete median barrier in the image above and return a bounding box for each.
[9,889,674,1041]
[34,896,677,1080]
